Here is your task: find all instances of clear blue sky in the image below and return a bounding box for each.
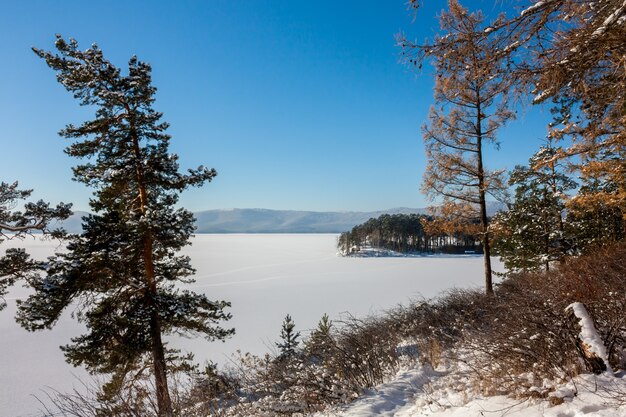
[1,1,551,212]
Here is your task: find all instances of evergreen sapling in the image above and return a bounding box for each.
[276,314,300,359]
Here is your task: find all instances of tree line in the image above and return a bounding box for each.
[337,213,481,255]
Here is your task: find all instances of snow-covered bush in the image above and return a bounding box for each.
[375,243,626,401]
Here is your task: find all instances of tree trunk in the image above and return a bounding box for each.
[480,208,493,294]
[150,307,174,417]
[476,101,493,295]
[144,234,174,417]
[566,304,610,375]
[130,110,173,417]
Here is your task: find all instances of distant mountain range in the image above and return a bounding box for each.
[193,208,429,233]
[59,203,505,234]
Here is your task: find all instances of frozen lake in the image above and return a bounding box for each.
[0,234,500,416]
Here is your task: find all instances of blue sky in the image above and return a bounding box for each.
[1,1,552,212]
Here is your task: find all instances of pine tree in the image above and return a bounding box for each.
[492,144,576,273]
[0,181,71,310]
[398,0,513,294]
[305,313,334,360]
[16,36,233,416]
[276,314,300,359]
[316,313,332,336]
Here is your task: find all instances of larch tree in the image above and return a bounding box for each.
[17,36,233,416]
[0,181,71,310]
[398,0,514,294]
[487,0,626,232]
[567,174,624,251]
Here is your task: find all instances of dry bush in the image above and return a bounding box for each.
[386,289,490,368]
[379,243,626,399]
[218,349,353,416]
[328,314,404,389]
[214,312,418,416]
[458,243,626,397]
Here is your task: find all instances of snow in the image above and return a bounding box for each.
[2,235,624,416]
[0,234,495,417]
[320,363,626,417]
[503,40,520,52]
[567,302,613,375]
[318,366,437,417]
[533,89,553,103]
[521,1,546,17]
[343,246,483,259]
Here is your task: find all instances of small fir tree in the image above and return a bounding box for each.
[17,36,233,416]
[276,314,300,359]
[0,181,71,310]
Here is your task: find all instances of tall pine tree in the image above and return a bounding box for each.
[17,36,233,416]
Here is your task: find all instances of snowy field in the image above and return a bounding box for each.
[0,234,496,417]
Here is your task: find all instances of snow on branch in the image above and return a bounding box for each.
[591,0,626,37]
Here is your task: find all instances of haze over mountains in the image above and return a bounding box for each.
[194,208,428,233]
[60,204,505,234]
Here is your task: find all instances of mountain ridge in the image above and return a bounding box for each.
[59,203,505,234]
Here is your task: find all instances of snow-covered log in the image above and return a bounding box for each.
[566,302,613,375]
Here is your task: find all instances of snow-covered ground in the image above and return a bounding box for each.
[1,234,493,417]
[317,364,626,417]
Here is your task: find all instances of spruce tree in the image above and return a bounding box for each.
[17,36,233,416]
[0,181,71,310]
